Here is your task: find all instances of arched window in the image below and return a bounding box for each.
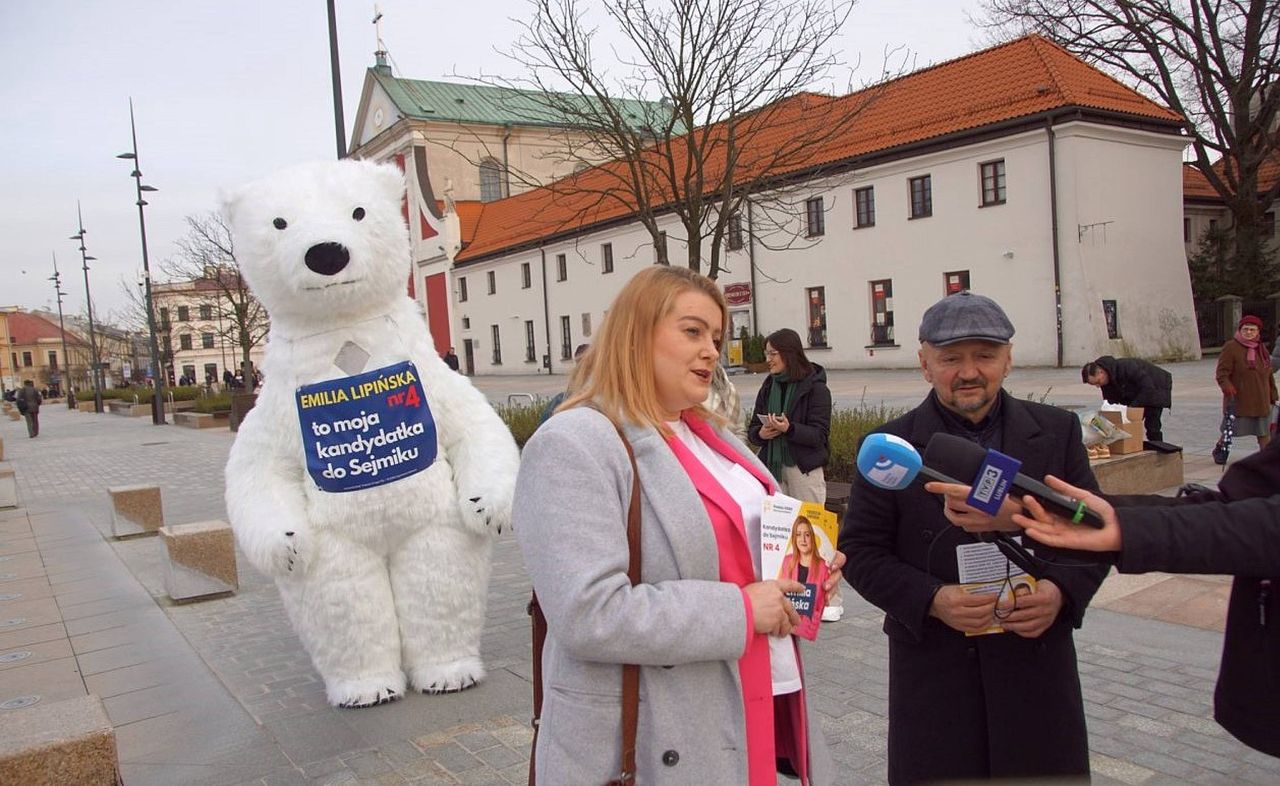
[479,158,503,202]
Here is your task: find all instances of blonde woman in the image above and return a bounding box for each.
[515,266,839,785]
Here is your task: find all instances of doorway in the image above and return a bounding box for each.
[463,339,475,376]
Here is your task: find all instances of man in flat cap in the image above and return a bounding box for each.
[838,291,1106,783]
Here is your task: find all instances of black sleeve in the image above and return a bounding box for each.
[747,379,769,447]
[1118,495,1280,576]
[786,381,831,450]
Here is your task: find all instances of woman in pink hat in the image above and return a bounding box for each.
[1216,314,1278,449]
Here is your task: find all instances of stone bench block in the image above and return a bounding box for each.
[0,463,15,509]
[173,411,230,429]
[6,412,18,422]
[77,401,96,413]
[1092,450,1184,495]
[0,694,119,786]
[108,485,164,538]
[159,521,238,600]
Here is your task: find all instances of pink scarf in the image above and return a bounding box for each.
[1235,330,1270,369]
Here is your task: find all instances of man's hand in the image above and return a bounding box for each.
[822,551,846,596]
[929,585,998,634]
[923,480,1022,533]
[997,578,1063,639]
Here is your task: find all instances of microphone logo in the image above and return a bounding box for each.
[972,465,1003,504]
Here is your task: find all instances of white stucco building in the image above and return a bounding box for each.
[353,36,1200,374]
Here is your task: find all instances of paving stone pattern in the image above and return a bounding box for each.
[1,359,1277,784]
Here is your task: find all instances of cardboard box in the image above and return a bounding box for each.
[1100,410,1145,454]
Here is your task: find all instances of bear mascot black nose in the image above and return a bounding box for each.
[304,242,350,276]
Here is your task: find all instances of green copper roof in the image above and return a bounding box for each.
[371,68,672,130]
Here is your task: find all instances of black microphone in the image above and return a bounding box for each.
[922,432,1105,528]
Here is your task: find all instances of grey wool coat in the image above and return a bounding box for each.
[514,407,835,786]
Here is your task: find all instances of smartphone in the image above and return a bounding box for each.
[757,414,771,423]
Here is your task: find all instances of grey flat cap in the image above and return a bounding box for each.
[918,291,1014,346]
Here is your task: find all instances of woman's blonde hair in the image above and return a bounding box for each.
[561,266,729,431]
[786,515,816,565]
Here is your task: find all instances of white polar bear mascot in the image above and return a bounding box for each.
[222,160,519,708]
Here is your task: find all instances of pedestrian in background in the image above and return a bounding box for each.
[748,328,842,621]
[514,266,837,785]
[1081,355,1173,441]
[18,379,42,438]
[443,347,460,372]
[1216,315,1277,449]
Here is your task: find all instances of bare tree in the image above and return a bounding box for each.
[973,0,1280,285]
[160,212,269,384]
[470,0,889,279]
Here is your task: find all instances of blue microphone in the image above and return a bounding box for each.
[856,432,964,490]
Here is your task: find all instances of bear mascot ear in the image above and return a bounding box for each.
[362,160,406,208]
[219,184,246,236]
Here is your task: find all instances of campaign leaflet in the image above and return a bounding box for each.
[955,538,1038,636]
[295,360,437,493]
[760,494,839,641]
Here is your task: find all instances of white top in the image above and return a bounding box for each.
[668,420,802,695]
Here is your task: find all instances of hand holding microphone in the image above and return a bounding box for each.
[1012,475,1123,553]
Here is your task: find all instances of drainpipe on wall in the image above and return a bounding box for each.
[502,124,512,199]
[746,199,759,333]
[1046,115,1064,368]
[540,247,552,375]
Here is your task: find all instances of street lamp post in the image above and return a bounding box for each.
[118,98,166,425]
[69,203,104,414]
[48,253,75,410]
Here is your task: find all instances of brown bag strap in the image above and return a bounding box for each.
[529,419,642,786]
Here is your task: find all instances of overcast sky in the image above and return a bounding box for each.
[0,0,985,321]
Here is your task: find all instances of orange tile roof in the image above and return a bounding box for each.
[456,35,1183,264]
[7,311,82,345]
[1182,146,1280,203]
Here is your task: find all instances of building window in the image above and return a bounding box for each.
[556,254,567,282]
[204,363,218,383]
[177,305,190,322]
[728,214,744,250]
[980,160,1006,206]
[1183,217,1191,243]
[201,332,215,349]
[854,186,875,228]
[582,313,592,338]
[22,351,33,367]
[491,325,502,365]
[179,334,193,351]
[805,197,825,237]
[48,351,58,369]
[1209,218,1219,233]
[1102,300,1120,339]
[560,315,572,359]
[159,307,170,330]
[806,288,827,348]
[944,270,970,296]
[487,270,496,295]
[461,316,471,330]
[479,159,503,203]
[458,276,468,302]
[521,262,531,289]
[602,243,614,274]
[909,175,932,218]
[182,364,196,383]
[870,280,895,345]
[525,320,536,362]
[199,304,213,320]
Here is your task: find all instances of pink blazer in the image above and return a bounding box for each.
[665,412,815,786]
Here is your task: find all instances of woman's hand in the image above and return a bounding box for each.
[1011,475,1123,553]
[923,481,1022,533]
[822,551,846,595]
[757,413,788,439]
[745,580,805,636]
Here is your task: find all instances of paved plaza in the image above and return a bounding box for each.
[1,357,1278,784]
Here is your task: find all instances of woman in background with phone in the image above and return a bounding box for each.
[748,328,841,621]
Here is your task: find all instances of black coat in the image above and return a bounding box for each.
[1110,438,1280,757]
[839,390,1107,783]
[1094,355,1173,409]
[747,365,831,473]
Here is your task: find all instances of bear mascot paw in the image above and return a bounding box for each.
[222,160,519,708]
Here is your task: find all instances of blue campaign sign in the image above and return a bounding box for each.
[295,360,437,493]
[965,448,1022,516]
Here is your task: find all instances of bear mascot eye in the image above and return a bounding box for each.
[352,207,366,221]
[272,217,288,230]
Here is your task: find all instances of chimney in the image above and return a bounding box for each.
[374,50,391,76]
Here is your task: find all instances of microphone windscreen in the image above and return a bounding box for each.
[856,433,923,490]
[922,432,988,482]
